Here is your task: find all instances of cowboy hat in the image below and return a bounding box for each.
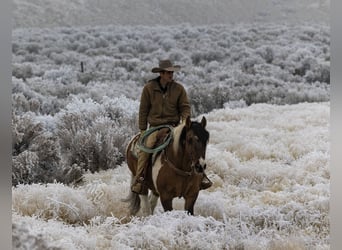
[151,60,181,73]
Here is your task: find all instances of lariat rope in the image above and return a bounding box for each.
[137,125,174,154]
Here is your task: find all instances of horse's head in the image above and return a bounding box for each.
[184,116,209,172]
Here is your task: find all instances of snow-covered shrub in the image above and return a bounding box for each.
[256,46,275,64]
[191,49,226,66]
[77,72,97,85]
[241,57,262,74]
[12,77,82,115]
[41,46,63,57]
[43,65,77,84]
[102,95,139,130]
[56,98,135,173]
[12,112,43,156]
[13,133,61,185]
[12,93,31,114]
[49,52,65,65]
[224,99,247,109]
[24,42,41,54]
[34,94,68,116]
[29,133,61,181]
[12,151,39,186]
[305,61,330,84]
[12,222,51,250]
[12,63,33,80]
[76,43,89,53]
[189,86,231,116]
[12,112,63,185]
[12,42,20,53]
[58,117,123,173]
[12,77,39,100]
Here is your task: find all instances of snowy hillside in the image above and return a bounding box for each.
[12,0,330,29]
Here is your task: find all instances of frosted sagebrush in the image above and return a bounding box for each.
[12,112,63,185]
[12,102,329,249]
[12,24,329,117]
[56,97,135,173]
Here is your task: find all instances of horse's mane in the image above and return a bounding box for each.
[172,123,186,153]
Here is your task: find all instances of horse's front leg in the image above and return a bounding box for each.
[160,195,173,212]
[184,193,199,215]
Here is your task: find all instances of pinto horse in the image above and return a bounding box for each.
[124,116,209,216]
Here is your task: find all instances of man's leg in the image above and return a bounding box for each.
[131,150,149,194]
[131,130,158,194]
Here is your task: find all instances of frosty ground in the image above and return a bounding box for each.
[13,102,329,249]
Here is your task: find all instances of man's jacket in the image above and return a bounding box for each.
[139,77,191,130]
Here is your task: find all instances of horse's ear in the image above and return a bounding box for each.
[186,116,191,129]
[201,116,207,128]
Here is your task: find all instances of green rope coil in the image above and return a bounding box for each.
[138,125,174,153]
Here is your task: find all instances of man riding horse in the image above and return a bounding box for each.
[131,59,212,194]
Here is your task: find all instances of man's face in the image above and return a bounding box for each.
[160,71,174,83]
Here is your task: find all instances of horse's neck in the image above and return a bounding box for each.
[168,125,192,171]
[166,143,191,171]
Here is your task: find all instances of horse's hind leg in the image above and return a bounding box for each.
[140,194,152,216]
[149,192,159,214]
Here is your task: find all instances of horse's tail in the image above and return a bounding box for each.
[121,174,141,215]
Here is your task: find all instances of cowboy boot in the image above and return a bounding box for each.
[131,150,149,194]
[200,172,213,190]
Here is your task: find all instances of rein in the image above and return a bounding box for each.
[161,150,193,176]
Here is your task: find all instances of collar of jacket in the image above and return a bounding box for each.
[151,76,174,92]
